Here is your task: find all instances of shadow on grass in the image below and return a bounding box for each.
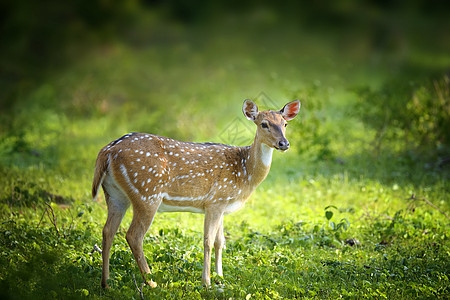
[0,222,103,300]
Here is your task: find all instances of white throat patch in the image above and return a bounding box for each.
[260,143,274,167]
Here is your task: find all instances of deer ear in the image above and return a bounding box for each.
[280,100,301,121]
[242,99,258,121]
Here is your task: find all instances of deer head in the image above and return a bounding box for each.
[243,99,300,151]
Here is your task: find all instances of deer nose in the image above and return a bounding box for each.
[278,139,290,150]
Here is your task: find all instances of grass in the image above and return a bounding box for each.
[1,9,449,299]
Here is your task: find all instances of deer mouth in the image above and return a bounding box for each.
[274,145,289,152]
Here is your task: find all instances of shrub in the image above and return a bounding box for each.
[354,74,450,155]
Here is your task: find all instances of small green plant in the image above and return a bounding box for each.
[324,205,350,237]
[309,205,351,247]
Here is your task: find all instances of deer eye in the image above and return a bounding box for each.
[284,123,288,127]
[261,122,268,129]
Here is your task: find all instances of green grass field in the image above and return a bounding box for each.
[1,7,449,299]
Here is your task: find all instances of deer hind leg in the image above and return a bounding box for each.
[202,209,224,287]
[126,199,160,288]
[101,192,129,289]
[214,216,225,278]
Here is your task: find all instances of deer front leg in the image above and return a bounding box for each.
[214,216,225,277]
[202,209,223,287]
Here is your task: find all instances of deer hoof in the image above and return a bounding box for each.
[202,280,211,288]
[146,280,157,288]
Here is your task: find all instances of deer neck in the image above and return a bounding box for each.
[245,131,273,187]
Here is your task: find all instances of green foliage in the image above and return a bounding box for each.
[354,74,450,154]
[2,201,448,299]
[287,84,336,161]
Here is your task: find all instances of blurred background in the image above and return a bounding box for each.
[0,2,449,297]
[0,0,449,200]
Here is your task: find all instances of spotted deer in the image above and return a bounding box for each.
[92,99,300,288]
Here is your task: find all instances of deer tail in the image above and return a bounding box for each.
[92,151,109,201]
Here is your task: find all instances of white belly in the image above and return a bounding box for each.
[157,201,205,214]
[224,201,244,215]
[157,192,205,214]
[156,192,244,215]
